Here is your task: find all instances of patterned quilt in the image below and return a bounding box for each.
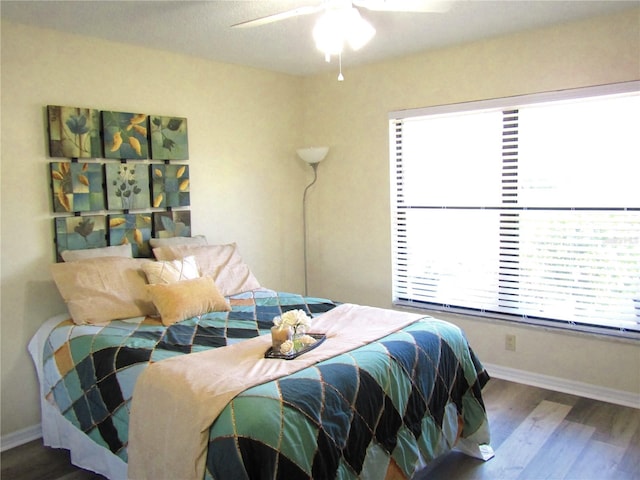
[36,289,490,479]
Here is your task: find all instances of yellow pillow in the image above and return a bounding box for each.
[147,276,231,326]
[142,256,199,284]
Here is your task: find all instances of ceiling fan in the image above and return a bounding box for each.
[232,1,452,80]
[232,1,452,29]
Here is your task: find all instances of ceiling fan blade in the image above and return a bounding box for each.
[353,0,452,13]
[231,5,323,28]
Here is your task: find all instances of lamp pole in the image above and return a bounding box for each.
[303,162,320,297]
[297,146,328,297]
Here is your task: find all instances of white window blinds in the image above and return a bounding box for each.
[390,82,640,337]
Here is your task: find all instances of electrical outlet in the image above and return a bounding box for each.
[505,334,516,351]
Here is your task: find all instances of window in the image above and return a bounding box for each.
[390,82,640,338]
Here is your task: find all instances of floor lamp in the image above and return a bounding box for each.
[297,146,329,296]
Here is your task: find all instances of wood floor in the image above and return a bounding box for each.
[418,378,640,479]
[2,378,638,479]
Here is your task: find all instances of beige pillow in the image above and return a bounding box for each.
[152,243,261,296]
[50,257,155,325]
[61,244,133,262]
[142,256,199,284]
[148,235,207,249]
[147,276,231,326]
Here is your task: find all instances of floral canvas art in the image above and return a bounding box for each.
[48,105,101,158]
[151,163,190,208]
[55,215,107,260]
[150,115,189,160]
[105,163,151,211]
[102,111,149,160]
[153,210,191,238]
[50,162,105,213]
[108,213,153,257]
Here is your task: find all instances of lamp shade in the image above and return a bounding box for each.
[297,146,329,164]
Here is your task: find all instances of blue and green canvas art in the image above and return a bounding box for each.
[102,111,149,160]
[151,163,190,208]
[108,213,153,257]
[150,115,189,160]
[55,215,107,260]
[153,210,191,238]
[50,162,105,213]
[105,163,151,211]
[48,105,101,159]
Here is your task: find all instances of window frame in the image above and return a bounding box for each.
[389,81,640,339]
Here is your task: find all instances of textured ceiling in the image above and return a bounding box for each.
[1,1,637,76]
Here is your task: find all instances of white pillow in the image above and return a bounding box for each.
[61,243,133,262]
[148,235,207,249]
[152,243,261,296]
[142,256,199,284]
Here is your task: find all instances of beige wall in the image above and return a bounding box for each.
[1,7,639,439]
[0,20,306,436]
[301,8,640,395]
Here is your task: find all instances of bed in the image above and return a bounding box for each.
[29,242,493,479]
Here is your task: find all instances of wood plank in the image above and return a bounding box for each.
[0,440,102,480]
[617,418,640,477]
[414,450,484,479]
[481,379,548,449]
[477,400,572,479]
[519,420,595,479]
[567,397,640,448]
[566,439,626,480]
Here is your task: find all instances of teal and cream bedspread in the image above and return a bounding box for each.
[32,289,490,479]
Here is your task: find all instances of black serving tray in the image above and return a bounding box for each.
[264,333,326,360]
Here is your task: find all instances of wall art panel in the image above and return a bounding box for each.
[48,105,101,158]
[151,163,190,208]
[50,161,105,213]
[150,115,189,160]
[108,213,153,257]
[102,111,149,159]
[55,215,107,260]
[105,163,151,211]
[153,210,191,238]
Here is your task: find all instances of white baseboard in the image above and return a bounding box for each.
[0,424,42,452]
[485,362,640,409]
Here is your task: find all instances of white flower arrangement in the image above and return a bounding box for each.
[296,334,317,346]
[273,309,312,336]
[279,340,295,355]
[278,334,317,355]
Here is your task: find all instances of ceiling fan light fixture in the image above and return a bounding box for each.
[313,7,375,59]
[346,9,375,51]
[313,9,346,56]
